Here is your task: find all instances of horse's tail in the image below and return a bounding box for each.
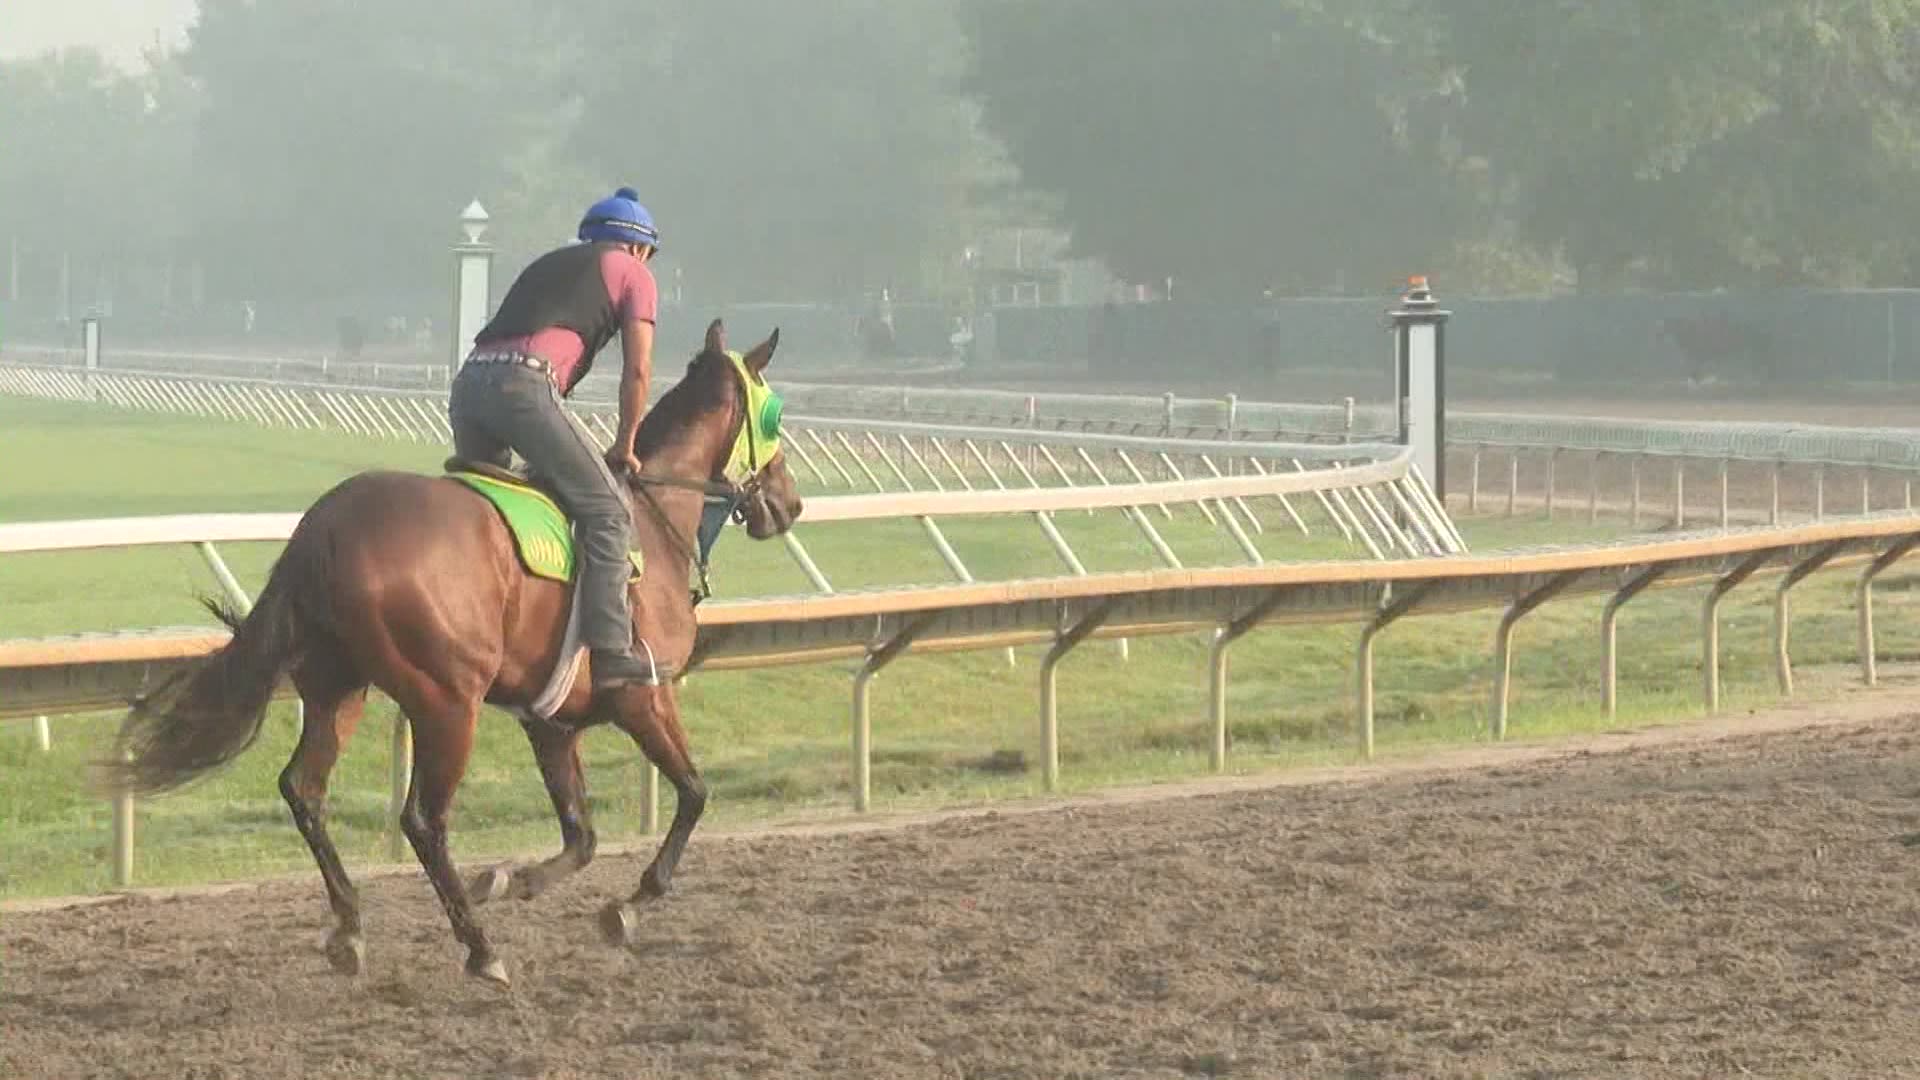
[99,557,310,797]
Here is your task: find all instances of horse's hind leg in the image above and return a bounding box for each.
[599,684,707,946]
[469,717,596,905]
[392,689,509,986]
[281,668,369,975]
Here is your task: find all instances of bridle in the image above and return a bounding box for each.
[625,356,776,606]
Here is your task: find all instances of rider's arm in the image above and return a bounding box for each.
[606,251,659,462]
[614,317,653,456]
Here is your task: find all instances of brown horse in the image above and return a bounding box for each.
[105,319,803,987]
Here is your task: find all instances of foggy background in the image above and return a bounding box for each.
[9,0,1920,397]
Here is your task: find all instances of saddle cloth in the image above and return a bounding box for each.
[446,460,657,719]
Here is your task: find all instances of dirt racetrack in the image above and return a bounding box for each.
[10,699,1920,1079]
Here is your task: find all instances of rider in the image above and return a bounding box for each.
[448,187,661,690]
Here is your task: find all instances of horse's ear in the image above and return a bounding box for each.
[744,327,780,375]
[704,318,725,354]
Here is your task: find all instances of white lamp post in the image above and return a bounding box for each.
[451,199,494,368]
[1391,274,1451,501]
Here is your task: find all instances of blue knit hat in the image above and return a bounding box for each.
[577,187,659,247]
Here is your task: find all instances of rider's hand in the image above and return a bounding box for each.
[606,448,643,477]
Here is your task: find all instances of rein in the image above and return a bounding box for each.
[623,357,770,606]
[628,471,739,499]
[631,484,724,605]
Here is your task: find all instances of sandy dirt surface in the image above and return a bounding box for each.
[10,690,1920,1079]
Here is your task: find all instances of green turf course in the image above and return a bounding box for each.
[4,396,1915,900]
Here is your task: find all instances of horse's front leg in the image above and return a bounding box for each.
[597,682,707,946]
[469,715,597,905]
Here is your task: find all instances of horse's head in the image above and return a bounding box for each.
[700,318,803,539]
[631,318,803,545]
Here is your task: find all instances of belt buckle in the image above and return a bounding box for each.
[469,350,553,384]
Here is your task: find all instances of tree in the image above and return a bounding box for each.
[961,0,1476,299]
[167,0,1008,315]
[178,0,590,309]
[0,48,191,314]
[1407,0,1920,288]
[965,0,1920,295]
[575,0,1007,302]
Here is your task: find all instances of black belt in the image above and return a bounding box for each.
[465,350,551,375]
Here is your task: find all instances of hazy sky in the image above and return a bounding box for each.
[6,0,195,66]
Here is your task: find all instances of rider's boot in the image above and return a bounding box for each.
[591,648,664,691]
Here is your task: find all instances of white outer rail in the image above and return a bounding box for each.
[0,355,1467,566]
[0,455,1412,553]
[13,359,1917,531]
[20,354,1920,469]
[8,511,1920,889]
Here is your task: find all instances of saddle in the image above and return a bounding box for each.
[442,457,661,719]
[443,456,643,584]
[446,456,538,488]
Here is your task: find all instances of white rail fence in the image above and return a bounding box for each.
[10,354,1920,529]
[704,380,1920,528]
[2,342,452,390]
[4,453,1441,887]
[12,350,1920,890]
[0,360,1464,577]
[0,448,1447,759]
[7,508,1920,890]
[20,344,1920,462]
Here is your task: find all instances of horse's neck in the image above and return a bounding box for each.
[630,397,735,576]
[633,374,734,479]
[637,426,722,480]
[630,484,704,578]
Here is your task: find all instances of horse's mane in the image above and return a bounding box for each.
[631,349,733,460]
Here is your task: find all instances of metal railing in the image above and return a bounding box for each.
[14,347,1920,471]
[10,349,1920,894]
[12,342,1916,445]
[2,342,452,390]
[0,361,1464,577]
[16,351,1920,563]
[2,433,1451,886]
[8,510,1920,890]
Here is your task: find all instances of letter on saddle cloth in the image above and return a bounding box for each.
[446,458,647,719]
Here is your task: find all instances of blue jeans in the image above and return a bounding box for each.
[448,361,635,655]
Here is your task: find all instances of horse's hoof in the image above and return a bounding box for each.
[637,868,670,900]
[598,901,636,947]
[467,952,511,988]
[325,931,366,976]
[468,866,511,905]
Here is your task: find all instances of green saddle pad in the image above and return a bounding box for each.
[448,471,642,584]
